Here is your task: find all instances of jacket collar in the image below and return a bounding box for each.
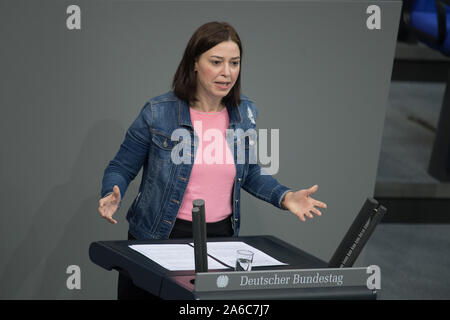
[178,97,242,129]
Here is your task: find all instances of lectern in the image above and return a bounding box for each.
[90,198,384,299]
[89,235,377,299]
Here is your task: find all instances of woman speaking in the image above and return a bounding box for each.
[98,21,327,299]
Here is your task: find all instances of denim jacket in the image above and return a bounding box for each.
[101,91,292,240]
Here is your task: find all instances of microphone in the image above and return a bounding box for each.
[192,199,208,273]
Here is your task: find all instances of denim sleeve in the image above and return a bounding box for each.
[242,164,292,210]
[241,101,292,210]
[100,101,152,200]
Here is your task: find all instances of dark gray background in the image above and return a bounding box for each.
[0,0,400,299]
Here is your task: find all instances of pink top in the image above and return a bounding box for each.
[177,107,236,222]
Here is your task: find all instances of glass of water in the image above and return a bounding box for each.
[235,250,254,271]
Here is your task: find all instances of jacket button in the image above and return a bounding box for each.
[238,178,242,182]
[163,139,168,147]
[235,199,239,203]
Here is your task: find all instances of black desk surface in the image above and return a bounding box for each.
[89,235,375,300]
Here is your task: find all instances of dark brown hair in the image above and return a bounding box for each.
[172,21,243,108]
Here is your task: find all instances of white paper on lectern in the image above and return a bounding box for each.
[129,244,229,271]
[193,241,288,268]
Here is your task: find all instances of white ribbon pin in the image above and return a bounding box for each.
[247,106,255,124]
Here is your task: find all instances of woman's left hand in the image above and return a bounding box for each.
[281,185,327,222]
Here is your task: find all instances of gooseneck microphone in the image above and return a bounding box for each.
[192,199,208,273]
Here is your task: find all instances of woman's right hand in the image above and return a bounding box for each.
[98,185,121,224]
